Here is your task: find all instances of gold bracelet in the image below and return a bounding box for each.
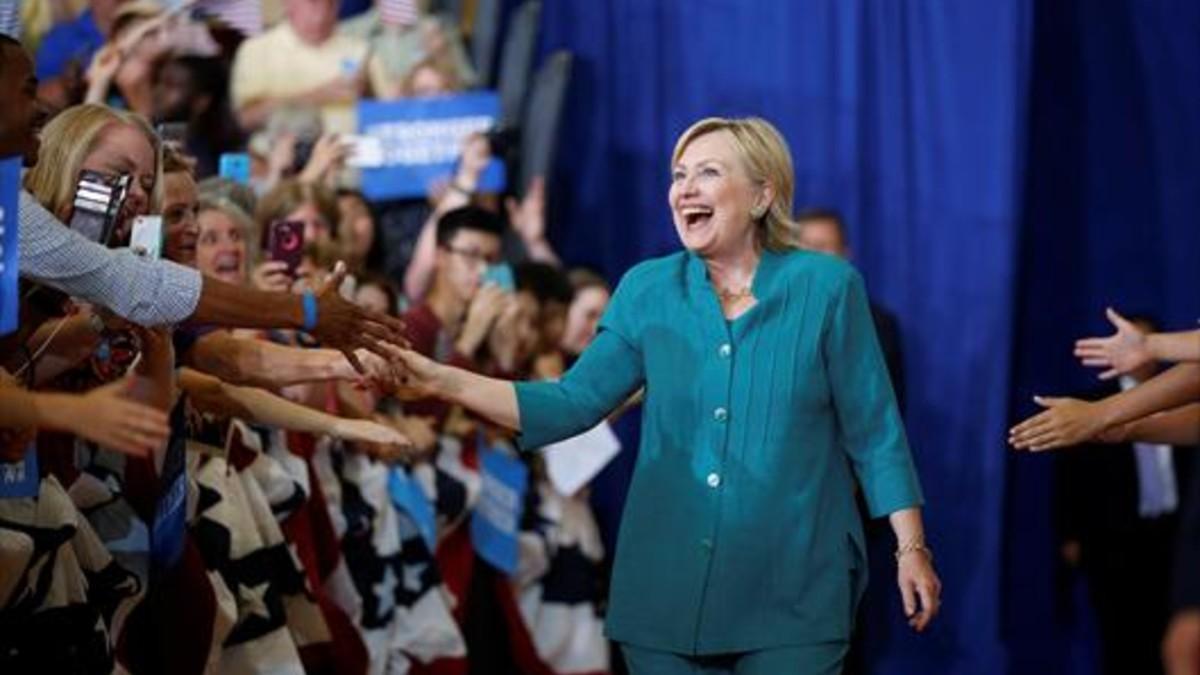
[894,539,933,563]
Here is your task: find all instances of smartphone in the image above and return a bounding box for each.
[70,170,130,245]
[482,263,515,292]
[342,134,384,169]
[267,219,306,277]
[128,215,163,259]
[218,153,251,185]
[292,138,317,174]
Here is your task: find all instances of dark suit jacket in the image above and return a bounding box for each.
[1053,384,1193,553]
[1173,454,1200,611]
[869,303,905,415]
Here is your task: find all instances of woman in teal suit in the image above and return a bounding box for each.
[392,117,941,673]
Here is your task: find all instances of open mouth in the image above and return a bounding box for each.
[680,205,714,230]
[212,251,241,277]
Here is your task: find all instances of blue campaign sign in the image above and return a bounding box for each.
[150,423,187,570]
[470,446,528,575]
[389,466,436,551]
[0,444,40,499]
[357,92,506,201]
[0,157,20,335]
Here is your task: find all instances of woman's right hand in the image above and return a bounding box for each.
[456,285,505,356]
[54,380,172,457]
[86,44,123,87]
[252,260,293,293]
[380,344,448,401]
[299,132,351,185]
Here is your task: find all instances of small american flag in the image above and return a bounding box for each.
[379,0,419,28]
[197,0,263,36]
[0,0,21,38]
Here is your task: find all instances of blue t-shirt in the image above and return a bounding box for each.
[35,9,103,80]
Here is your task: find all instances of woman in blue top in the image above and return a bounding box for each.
[392,117,941,674]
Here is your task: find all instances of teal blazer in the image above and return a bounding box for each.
[515,248,923,654]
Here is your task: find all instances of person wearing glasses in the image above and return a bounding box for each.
[389,117,941,674]
[398,205,512,419]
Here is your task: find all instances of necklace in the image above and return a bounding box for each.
[715,284,753,303]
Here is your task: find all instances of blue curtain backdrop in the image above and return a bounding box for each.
[539,2,1031,674]
[1005,0,1200,673]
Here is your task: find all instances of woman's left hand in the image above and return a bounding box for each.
[897,550,941,632]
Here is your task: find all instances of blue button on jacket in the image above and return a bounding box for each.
[515,248,923,654]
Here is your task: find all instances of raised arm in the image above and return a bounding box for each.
[1074,307,1200,379]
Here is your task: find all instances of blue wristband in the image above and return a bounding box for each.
[301,291,318,332]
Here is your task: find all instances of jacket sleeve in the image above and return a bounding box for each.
[514,267,646,450]
[823,269,924,518]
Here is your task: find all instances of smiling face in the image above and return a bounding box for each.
[195,207,247,283]
[435,228,503,305]
[162,171,199,265]
[668,129,767,258]
[561,285,610,355]
[0,42,47,166]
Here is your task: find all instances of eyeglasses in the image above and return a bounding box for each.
[441,244,500,267]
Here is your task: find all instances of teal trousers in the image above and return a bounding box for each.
[621,642,848,675]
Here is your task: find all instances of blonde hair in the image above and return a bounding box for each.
[671,117,797,251]
[23,103,162,220]
[401,53,462,97]
[255,179,340,240]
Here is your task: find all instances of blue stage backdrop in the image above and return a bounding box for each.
[1005,0,1200,673]
[540,2,1031,673]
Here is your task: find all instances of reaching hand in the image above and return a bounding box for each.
[86,44,123,88]
[457,285,506,356]
[1009,396,1107,451]
[897,548,941,632]
[252,260,293,293]
[395,415,439,457]
[456,133,492,184]
[381,344,446,400]
[334,417,414,458]
[486,295,523,372]
[310,262,409,373]
[62,380,172,456]
[506,176,546,245]
[299,133,351,185]
[1074,308,1152,380]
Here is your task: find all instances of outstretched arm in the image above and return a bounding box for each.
[179,368,411,449]
[1010,362,1200,451]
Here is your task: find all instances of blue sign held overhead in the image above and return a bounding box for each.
[357,92,506,201]
[0,157,20,335]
